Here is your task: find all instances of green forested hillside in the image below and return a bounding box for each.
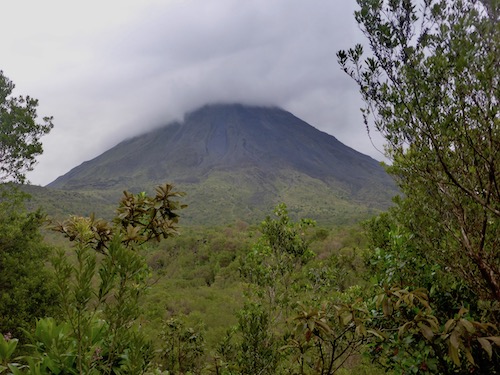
[23,168,389,226]
[20,184,115,220]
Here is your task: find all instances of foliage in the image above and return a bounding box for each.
[240,203,316,314]
[132,217,374,374]
[285,297,369,375]
[138,223,254,364]
[0,71,53,184]
[156,315,206,374]
[0,185,59,343]
[368,286,500,374]
[4,184,185,374]
[0,333,19,374]
[209,204,314,374]
[0,68,55,341]
[338,0,499,300]
[235,204,370,374]
[339,1,500,371]
[363,214,500,373]
[236,303,280,375]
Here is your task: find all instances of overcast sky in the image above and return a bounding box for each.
[1,0,386,186]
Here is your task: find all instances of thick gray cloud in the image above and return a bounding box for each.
[1,0,386,186]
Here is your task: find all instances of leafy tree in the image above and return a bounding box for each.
[240,203,316,316]
[0,186,59,343]
[236,303,280,375]
[362,210,500,373]
[0,71,55,343]
[285,297,370,375]
[367,284,500,374]
[0,70,53,184]
[157,316,205,374]
[364,214,478,320]
[338,0,500,371]
[338,0,499,301]
[236,205,370,374]
[4,184,186,374]
[233,205,316,373]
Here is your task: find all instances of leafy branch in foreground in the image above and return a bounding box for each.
[369,286,500,374]
[5,184,185,374]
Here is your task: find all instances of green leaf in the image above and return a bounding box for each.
[477,337,492,359]
[355,323,367,337]
[342,312,353,326]
[459,319,475,334]
[418,323,434,341]
[367,329,386,340]
[8,364,24,375]
[444,318,455,333]
[485,336,500,346]
[382,298,393,316]
[448,344,461,366]
[314,320,333,335]
[0,338,18,361]
[398,321,413,339]
[464,348,475,365]
[450,331,461,349]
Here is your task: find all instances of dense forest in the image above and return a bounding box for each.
[1,0,499,374]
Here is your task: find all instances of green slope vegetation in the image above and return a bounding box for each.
[20,184,116,220]
[23,167,390,227]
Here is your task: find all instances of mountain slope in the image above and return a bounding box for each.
[47,104,397,225]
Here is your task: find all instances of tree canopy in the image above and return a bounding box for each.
[338,1,499,370]
[0,71,56,344]
[0,70,53,184]
[338,0,499,301]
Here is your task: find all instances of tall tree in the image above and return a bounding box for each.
[0,188,59,342]
[0,70,53,183]
[0,71,56,341]
[338,0,499,300]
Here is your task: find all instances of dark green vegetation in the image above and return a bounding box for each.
[0,70,56,345]
[2,0,500,373]
[21,184,114,220]
[338,0,500,302]
[336,0,499,372]
[0,71,53,184]
[45,103,397,226]
[0,186,59,343]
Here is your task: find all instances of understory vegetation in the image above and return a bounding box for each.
[1,184,498,374]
